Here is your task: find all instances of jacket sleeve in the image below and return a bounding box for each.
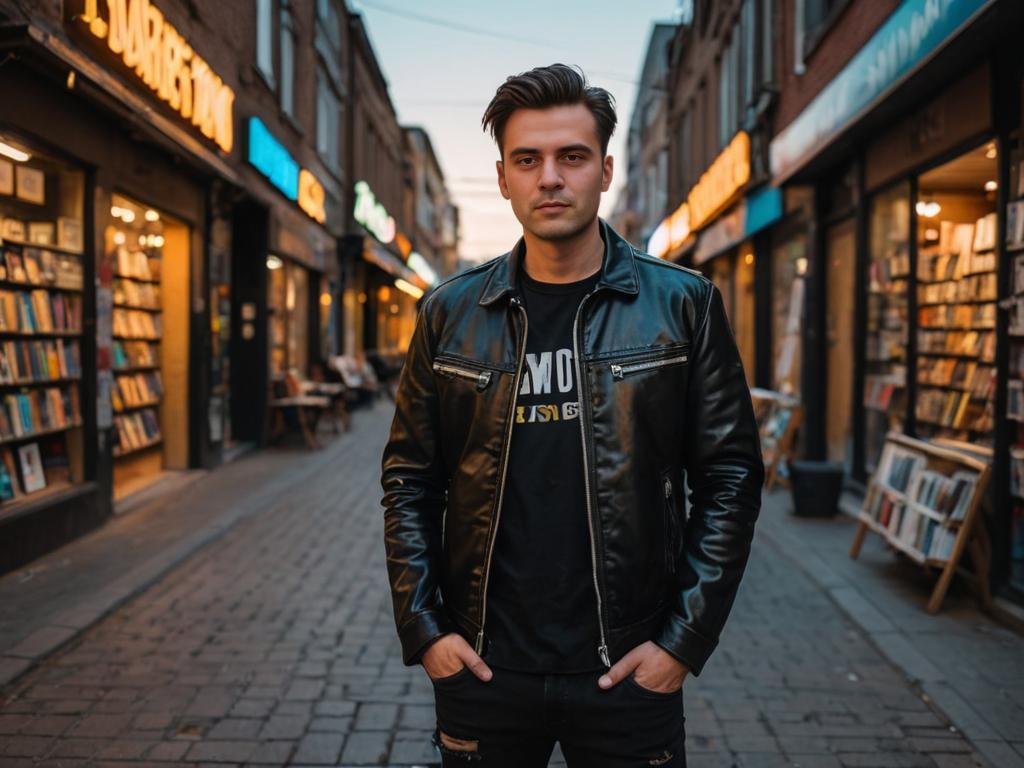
[654,282,765,676]
[380,293,455,665]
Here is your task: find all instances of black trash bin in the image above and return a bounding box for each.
[789,460,844,517]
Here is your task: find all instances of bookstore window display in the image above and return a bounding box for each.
[864,184,910,472]
[0,137,86,510]
[914,145,997,447]
[268,256,311,376]
[107,194,190,498]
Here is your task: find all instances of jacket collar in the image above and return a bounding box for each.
[478,218,640,306]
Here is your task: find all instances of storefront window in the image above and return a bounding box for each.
[914,144,997,447]
[864,183,910,472]
[268,256,313,377]
[771,231,806,396]
[0,137,86,508]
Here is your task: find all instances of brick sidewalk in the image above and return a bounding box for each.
[0,403,1002,766]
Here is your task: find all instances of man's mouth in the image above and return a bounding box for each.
[536,201,569,210]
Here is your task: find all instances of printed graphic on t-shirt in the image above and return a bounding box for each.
[515,348,579,425]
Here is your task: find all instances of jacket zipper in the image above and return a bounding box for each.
[573,290,611,668]
[432,360,493,391]
[475,295,528,655]
[610,353,688,380]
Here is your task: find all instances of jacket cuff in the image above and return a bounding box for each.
[398,609,456,666]
[653,612,718,677]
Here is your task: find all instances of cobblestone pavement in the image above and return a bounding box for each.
[0,403,1000,767]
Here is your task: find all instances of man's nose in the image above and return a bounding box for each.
[538,158,563,190]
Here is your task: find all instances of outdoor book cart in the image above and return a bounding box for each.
[750,388,802,489]
[848,431,992,613]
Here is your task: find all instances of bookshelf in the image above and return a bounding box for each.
[849,432,992,613]
[1005,154,1024,595]
[915,213,998,445]
[0,146,86,509]
[864,185,910,472]
[109,208,164,461]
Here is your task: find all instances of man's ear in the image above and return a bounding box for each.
[496,159,510,200]
[601,154,614,192]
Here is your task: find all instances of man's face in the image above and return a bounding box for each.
[496,103,613,242]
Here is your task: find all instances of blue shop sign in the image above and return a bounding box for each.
[248,117,299,201]
[771,0,994,182]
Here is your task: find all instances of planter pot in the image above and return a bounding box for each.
[789,460,845,518]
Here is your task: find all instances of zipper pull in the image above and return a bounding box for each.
[475,629,485,655]
[664,477,672,498]
[475,371,492,391]
[599,644,611,667]
[610,364,623,379]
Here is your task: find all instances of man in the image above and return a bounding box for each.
[381,64,764,767]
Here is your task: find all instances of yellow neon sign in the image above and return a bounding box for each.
[77,0,235,153]
[298,169,326,224]
[687,131,749,231]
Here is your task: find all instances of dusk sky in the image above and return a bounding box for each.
[348,0,681,263]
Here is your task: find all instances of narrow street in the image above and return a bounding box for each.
[0,405,1005,767]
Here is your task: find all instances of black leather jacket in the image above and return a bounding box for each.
[381,220,764,676]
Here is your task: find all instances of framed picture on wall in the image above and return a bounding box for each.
[14,166,44,205]
[0,159,12,196]
[28,222,55,246]
[57,217,83,253]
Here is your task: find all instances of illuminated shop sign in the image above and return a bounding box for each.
[354,181,396,244]
[74,0,235,153]
[247,118,326,224]
[406,251,438,286]
[771,0,994,182]
[688,131,750,231]
[647,131,749,257]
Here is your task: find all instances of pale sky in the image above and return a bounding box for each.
[347,0,680,263]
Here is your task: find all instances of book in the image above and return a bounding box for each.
[16,441,45,493]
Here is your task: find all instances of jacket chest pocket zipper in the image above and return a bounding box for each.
[610,353,688,380]
[432,360,493,391]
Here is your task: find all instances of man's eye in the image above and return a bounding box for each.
[517,157,536,166]
[565,154,582,162]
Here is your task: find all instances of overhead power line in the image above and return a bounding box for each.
[350,0,640,86]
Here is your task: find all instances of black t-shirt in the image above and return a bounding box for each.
[483,265,604,673]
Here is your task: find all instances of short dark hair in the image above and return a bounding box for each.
[481,64,617,157]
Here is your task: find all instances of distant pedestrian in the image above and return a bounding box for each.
[381,63,764,767]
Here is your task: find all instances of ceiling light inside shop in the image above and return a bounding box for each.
[0,139,30,163]
[395,278,424,299]
[986,144,997,159]
[320,292,332,307]
[795,257,808,276]
[145,209,160,222]
[266,255,283,270]
[120,209,136,223]
[915,200,941,218]
[152,235,165,247]
[743,252,754,266]
[984,180,997,192]
[66,70,76,90]
[925,228,939,241]
[113,231,126,245]
[138,235,147,245]
[390,304,399,313]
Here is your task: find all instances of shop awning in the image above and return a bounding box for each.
[361,237,427,290]
[691,186,783,266]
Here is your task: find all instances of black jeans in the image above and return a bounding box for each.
[430,665,686,767]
